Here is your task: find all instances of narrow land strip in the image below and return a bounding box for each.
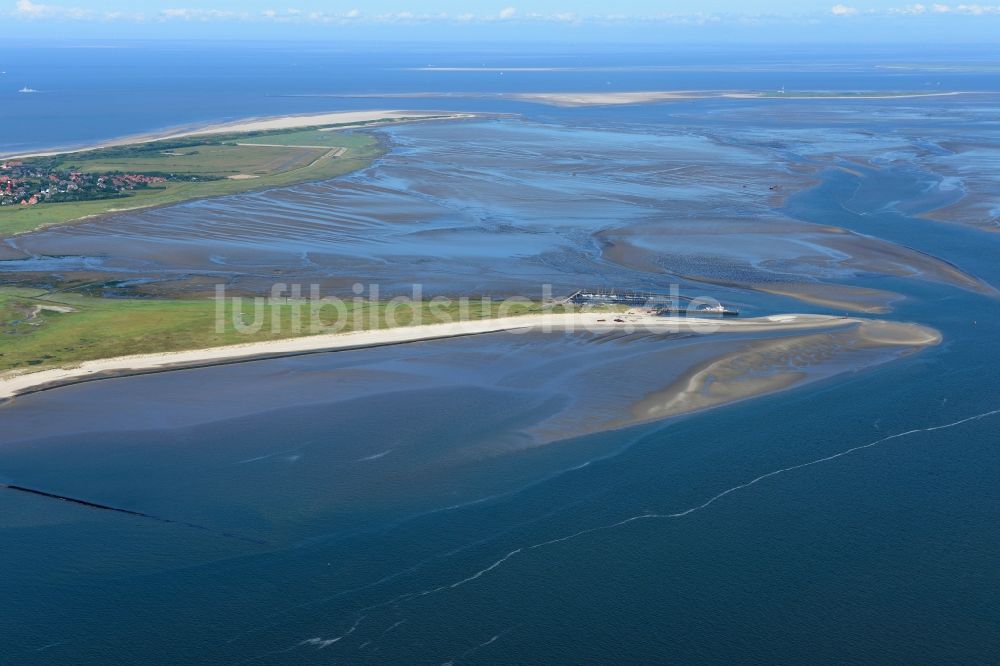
[0,312,938,399]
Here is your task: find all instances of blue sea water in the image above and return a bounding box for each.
[3,41,1000,154]
[1,43,1000,664]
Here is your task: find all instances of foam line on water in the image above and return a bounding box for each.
[359,618,408,653]
[223,494,598,647]
[249,407,1000,662]
[299,614,366,649]
[284,424,653,560]
[441,627,513,665]
[235,616,369,664]
[401,407,1000,600]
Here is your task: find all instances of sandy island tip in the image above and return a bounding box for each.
[0,311,940,400]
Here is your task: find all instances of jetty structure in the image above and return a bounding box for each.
[566,288,740,317]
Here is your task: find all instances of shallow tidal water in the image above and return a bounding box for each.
[4,111,994,313]
[2,47,1000,664]
[2,310,999,664]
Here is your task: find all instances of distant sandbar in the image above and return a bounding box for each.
[1,111,477,161]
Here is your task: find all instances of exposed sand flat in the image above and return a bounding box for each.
[1,111,475,160]
[511,91,713,106]
[723,91,970,100]
[921,205,1000,233]
[327,90,977,107]
[753,283,900,314]
[0,312,869,399]
[31,304,75,316]
[917,165,1000,233]
[598,217,995,311]
[853,319,942,346]
[627,319,941,424]
[181,111,473,137]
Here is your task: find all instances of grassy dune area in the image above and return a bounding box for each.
[66,143,326,175]
[0,287,561,374]
[0,125,388,236]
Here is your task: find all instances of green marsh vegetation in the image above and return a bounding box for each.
[0,287,589,374]
[0,121,399,236]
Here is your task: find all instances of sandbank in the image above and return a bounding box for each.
[0,311,873,399]
[0,111,475,161]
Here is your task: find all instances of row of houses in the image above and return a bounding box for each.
[0,161,166,207]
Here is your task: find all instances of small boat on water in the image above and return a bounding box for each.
[19,86,39,94]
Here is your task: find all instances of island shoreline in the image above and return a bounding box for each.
[0,311,938,401]
[0,109,480,161]
[1,111,482,236]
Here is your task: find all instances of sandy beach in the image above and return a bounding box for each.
[329,90,977,108]
[522,90,973,106]
[1,110,474,160]
[0,311,939,400]
[512,91,714,106]
[181,110,474,137]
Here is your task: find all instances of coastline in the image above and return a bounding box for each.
[0,110,477,161]
[0,313,861,399]
[517,90,977,106]
[0,311,937,400]
[314,90,985,108]
[1,111,480,236]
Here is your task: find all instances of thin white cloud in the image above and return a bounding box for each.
[14,0,89,19]
[9,2,1000,24]
[831,4,860,15]
[159,7,247,21]
[953,3,1000,13]
[260,7,308,21]
[14,0,50,16]
[837,2,1000,14]
[889,3,928,12]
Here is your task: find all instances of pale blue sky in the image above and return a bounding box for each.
[4,0,998,41]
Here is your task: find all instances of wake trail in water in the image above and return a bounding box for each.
[235,448,301,465]
[222,493,600,647]
[396,407,1000,601]
[251,407,1000,661]
[300,614,367,649]
[358,618,408,652]
[442,627,513,665]
[235,616,368,665]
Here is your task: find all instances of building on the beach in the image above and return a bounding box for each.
[568,288,739,316]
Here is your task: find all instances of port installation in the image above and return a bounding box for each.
[566,289,740,317]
